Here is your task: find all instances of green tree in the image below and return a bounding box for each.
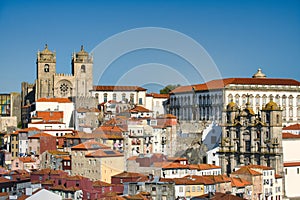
[159,84,180,94]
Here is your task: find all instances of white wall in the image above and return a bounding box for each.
[282,138,300,162]
[284,165,300,198]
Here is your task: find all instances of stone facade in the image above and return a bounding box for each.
[219,100,284,176]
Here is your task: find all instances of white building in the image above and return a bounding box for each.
[91,86,147,106]
[145,93,169,118]
[168,69,300,125]
[31,98,74,128]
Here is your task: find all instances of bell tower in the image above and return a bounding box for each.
[36,44,56,99]
[71,45,93,97]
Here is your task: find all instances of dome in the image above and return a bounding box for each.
[264,100,279,110]
[227,101,237,110]
[252,68,266,78]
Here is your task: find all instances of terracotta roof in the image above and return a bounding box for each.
[30,121,65,124]
[127,156,138,161]
[171,77,300,93]
[62,156,71,160]
[231,166,262,176]
[189,164,221,170]
[196,192,247,200]
[17,157,36,163]
[71,140,110,150]
[112,171,146,178]
[77,107,100,113]
[146,93,169,98]
[0,177,12,183]
[14,127,40,133]
[157,114,177,119]
[162,162,189,169]
[28,132,54,139]
[31,169,66,175]
[46,150,69,155]
[93,125,125,133]
[204,175,231,183]
[282,132,300,139]
[130,106,152,113]
[230,177,251,188]
[284,162,300,167]
[97,133,124,140]
[85,149,124,158]
[36,111,63,122]
[283,123,300,130]
[93,180,112,187]
[36,98,72,103]
[169,175,214,185]
[93,85,147,91]
[167,157,188,162]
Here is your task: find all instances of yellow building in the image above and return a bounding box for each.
[71,140,124,183]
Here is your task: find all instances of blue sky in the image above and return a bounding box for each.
[0,0,299,93]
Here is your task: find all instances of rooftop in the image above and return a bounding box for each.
[36,98,72,103]
[93,85,147,91]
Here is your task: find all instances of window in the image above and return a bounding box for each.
[179,186,183,192]
[297,168,300,174]
[81,65,86,73]
[285,168,287,175]
[122,93,126,102]
[197,186,201,192]
[139,98,143,105]
[113,93,117,101]
[104,93,108,103]
[152,187,156,191]
[44,64,49,72]
[192,186,195,192]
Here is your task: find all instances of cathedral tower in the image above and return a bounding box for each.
[71,45,93,97]
[36,44,56,99]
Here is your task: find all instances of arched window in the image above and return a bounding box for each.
[103,93,108,103]
[113,93,117,101]
[44,64,49,72]
[235,94,240,105]
[228,94,233,103]
[81,65,86,73]
[255,95,260,106]
[289,95,294,106]
[275,95,280,105]
[95,93,99,100]
[276,114,280,124]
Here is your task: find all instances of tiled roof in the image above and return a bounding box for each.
[93,180,112,187]
[169,175,214,185]
[112,171,146,178]
[196,192,247,200]
[284,162,300,167]
[36,111,63,122]
[283,123,300,130]
[28,132,54,139]
[189,164,221,170]
[167,157,188,162]
[14,127,40,133]
[93,85,147,91]
[282,132,300,139]
[231,166,262,176]
[30,121,65,124]
[130,106,152,113]
[46,150,69,155]
[146,93,169,98]
[275,174,283,179]
[71,140,110,150]
[157,114,177,119]
[31,169,65,175]
[97,133,124,140]
[66,175,86,181]
[204,175,231,183]
[0,177,11,183]
[171,77,300,93]
[18,157,36,163]
[93,125,125,133]
[36,98,72,103]
[162,162,189,169]
[85,149,124,158]
[230,177,251,188]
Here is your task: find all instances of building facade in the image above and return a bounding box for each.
[168,69,300,126]
[219,100,284,176]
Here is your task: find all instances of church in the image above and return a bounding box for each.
[35,44,93,99]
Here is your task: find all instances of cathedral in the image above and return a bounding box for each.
[34,44,93,99]
[218,98,284,175]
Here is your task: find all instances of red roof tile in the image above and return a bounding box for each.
[28,132,54,139]
[71,140,110,150]
[112,171,146,178]
[283,123,300,130]
[230,177,251,187]
[171,77,300,93]
[231,166,262,176]
[36,98,72,103]
[17,157,36,163]
[93,86,146,91]
[130,106,152,113]
[284,162,300,167]
[85,149,124,158]
[282,132,300,139]
[146,93,169,98]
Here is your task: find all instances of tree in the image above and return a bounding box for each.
[159,84,181,94]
